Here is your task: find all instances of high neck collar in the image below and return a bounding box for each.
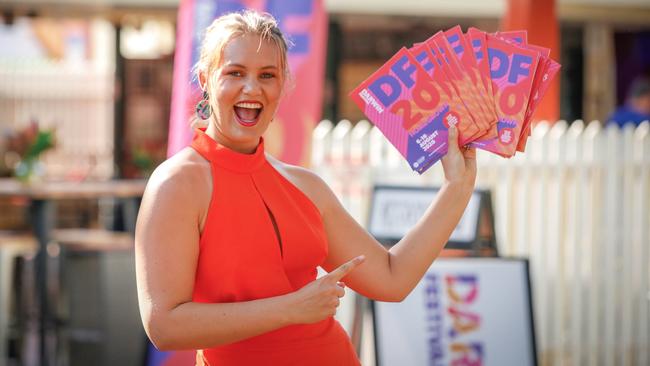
[191,128,266,173]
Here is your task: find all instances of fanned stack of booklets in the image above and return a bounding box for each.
[350,26,561,174]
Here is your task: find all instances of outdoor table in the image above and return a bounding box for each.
[0,178,146,366]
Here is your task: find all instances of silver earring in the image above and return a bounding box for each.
[195,91,212,120]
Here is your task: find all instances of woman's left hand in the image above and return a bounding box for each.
[441,124,477,187]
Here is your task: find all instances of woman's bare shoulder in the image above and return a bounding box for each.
[142,147,212,215]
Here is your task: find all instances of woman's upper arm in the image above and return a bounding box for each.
[135,162,204,331]
[294,170,395,299]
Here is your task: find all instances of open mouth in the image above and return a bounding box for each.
[234,101,263,127]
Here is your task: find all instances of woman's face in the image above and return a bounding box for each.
[206,34,284,153]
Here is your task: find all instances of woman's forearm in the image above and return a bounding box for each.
[147,293,294,350]
[386,180,474,300]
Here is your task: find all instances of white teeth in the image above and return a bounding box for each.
[235,102,262,109]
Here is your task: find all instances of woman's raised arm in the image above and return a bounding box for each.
[316,125,477,302]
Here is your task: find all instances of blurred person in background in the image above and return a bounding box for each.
[607,76,650,127]
[134,10,477,366]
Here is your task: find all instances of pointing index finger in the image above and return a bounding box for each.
[326,255,365,282]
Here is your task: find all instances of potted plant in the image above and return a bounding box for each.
[3,120,56,183]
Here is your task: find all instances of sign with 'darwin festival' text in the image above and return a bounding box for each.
[373,258,537,366]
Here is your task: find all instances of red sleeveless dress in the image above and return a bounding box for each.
[190,129,360,366]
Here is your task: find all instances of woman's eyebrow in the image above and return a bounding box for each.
[222,62,245,68]
[223,63,278,70]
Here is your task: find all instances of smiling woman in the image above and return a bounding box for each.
[198,32,283,151]
[135,9,478,366]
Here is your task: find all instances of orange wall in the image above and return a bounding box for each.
[502,0,560,123]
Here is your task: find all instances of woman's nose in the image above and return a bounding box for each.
[242,76,261,95]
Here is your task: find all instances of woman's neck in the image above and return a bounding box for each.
[204,122,259,154]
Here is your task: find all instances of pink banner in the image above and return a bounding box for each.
[167,0,328,166]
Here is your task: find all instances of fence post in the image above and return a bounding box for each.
[311,119,333,169]
[348,121,372,223]
[633,121,649,366]
[566,120,585,366]
[619,123,636,366]
[549,120,568,366]
[582,120,604,366]
[526,121,551,366]
[329,120,353,208]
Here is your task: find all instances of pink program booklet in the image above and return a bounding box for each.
[445,26,498,126]
[350,47,465,173]
[518,50,561,151]
[465,28,496,127]
[469,35,540,157]
[491,32,561,151]
[426,32,495,139]
[409,43,482,145]
[349,26,561,169]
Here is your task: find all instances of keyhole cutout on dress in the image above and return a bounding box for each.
[263,202,283,258]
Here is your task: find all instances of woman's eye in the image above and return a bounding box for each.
[228,71,242,77]
[261,72,275,79]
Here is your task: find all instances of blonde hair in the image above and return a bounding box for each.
[194,10,292,86]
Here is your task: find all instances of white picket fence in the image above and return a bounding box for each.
[0,61,115,180]
[311,119,650,366]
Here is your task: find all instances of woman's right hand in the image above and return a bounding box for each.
[441,124,477,188]
[286,255,365,324]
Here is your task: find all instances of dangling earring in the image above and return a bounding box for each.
[195,91,212,120]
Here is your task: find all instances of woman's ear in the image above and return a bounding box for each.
[198,70,207,91]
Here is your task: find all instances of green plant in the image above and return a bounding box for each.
[2,120,56,181]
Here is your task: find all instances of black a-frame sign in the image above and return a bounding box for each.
[366,185,498,256]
